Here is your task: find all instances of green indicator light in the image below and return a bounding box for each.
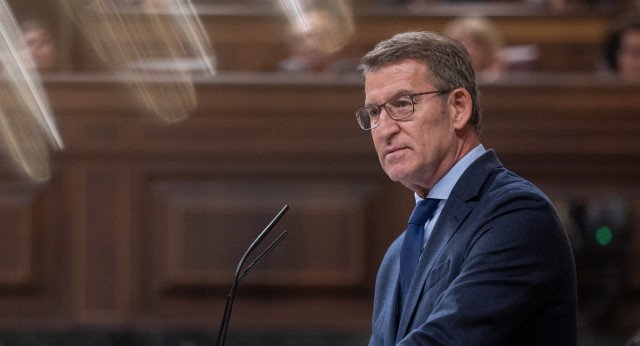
[595,226,612,246]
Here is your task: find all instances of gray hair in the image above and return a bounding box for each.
[358,31,481,133]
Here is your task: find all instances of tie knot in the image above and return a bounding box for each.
[409,198,439,225]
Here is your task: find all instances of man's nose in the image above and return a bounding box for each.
[377,107,398,130]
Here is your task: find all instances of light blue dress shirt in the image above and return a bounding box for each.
[416,144,486,251]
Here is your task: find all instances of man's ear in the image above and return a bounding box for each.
[449,87,473,130]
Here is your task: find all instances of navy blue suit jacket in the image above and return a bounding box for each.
[369,150,577,345]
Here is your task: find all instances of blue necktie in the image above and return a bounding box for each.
[399,198,439,307]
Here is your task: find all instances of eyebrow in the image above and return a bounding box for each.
[364,89,413,107]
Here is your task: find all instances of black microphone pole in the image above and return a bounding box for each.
[215,205,289,346]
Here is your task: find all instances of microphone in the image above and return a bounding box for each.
[215,205,290,346]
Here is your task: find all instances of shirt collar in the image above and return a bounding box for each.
[415,144,486,203]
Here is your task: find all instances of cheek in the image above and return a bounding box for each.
[414,124,454,161]
[371,133,384,156]
[372,133,392,171]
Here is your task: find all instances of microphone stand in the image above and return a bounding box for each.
[215,205,289,346]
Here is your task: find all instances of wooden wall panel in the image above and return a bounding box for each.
[68,163,133,324]
[480,76,640,156]
[0,183,44,288]
[0,179,70,326]
[149,177,375,290]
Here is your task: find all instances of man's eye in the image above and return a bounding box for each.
[390,96,412,108]
[369,108,381,117]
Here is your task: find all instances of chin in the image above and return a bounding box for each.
[382,165,412,183]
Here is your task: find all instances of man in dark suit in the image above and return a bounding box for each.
[354,31,577,345]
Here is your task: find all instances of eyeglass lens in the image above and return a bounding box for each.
[356,94,414,129]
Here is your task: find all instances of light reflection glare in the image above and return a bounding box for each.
[62,0,216,123]
[0,0,63,181]
[278,0,355,54]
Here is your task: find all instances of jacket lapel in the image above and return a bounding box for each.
[396,198,471,338]
[396,150,502,339]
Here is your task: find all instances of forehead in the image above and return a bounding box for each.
[364,59,432,103]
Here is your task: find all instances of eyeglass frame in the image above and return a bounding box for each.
[354,89,453,130]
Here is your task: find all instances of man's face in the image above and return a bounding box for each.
[365,59,458,193]
[23,28,56,71]
[618,29,640,81]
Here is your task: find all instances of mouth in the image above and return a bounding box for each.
[385,147,408,158]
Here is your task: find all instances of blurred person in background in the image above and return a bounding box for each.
[603,13,640,81]
[278,7,357,74]
[20,17,58,72]
[444,16,506,82]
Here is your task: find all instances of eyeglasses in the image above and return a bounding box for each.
[355,90,451,130]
